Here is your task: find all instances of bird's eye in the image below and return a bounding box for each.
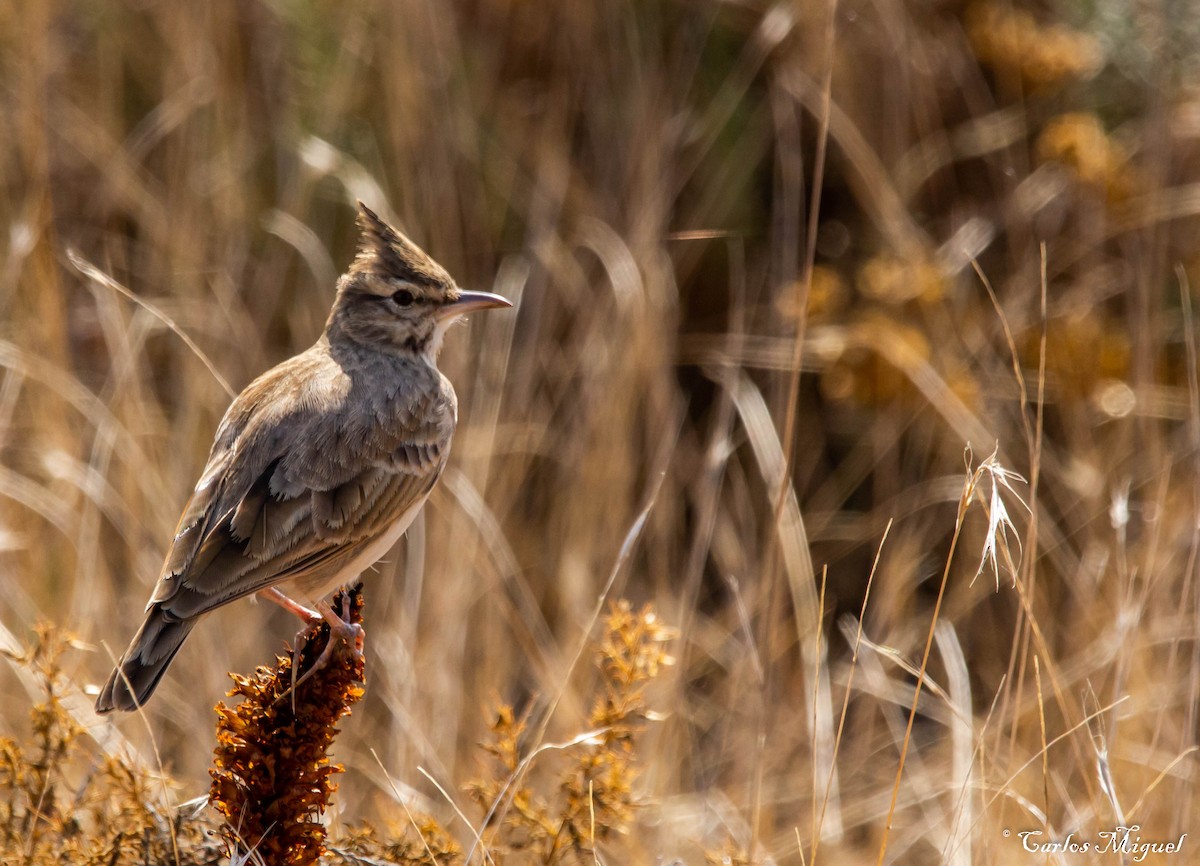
[391,289,416,307]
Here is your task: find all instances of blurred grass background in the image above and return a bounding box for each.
[2,0,1200,861]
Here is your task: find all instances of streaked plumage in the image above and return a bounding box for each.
[96,202,510,713]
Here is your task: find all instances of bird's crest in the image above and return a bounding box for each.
[350,201,450,286]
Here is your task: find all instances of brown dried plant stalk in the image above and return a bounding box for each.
[209,586,366,866]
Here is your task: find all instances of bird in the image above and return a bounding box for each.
[95,201,511,713]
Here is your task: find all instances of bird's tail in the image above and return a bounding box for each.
[95,606,195,713]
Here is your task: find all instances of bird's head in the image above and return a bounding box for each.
[327,201,510,358]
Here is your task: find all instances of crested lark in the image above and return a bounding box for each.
[95,201,510,713]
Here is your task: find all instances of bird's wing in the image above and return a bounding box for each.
[147,351,453,620]
[158,465,441,619]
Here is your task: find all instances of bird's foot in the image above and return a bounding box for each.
[285,589,365,699]
[314,592,366,660]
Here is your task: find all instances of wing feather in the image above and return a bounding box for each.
[162,467,436,619]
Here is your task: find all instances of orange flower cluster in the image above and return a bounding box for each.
[209,588,366,866]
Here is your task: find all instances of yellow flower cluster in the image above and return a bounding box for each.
[1036,113,1134,203]
[966,3,1102,90]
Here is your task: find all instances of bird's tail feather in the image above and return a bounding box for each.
[95,607,195,713]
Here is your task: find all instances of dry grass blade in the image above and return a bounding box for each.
[716,366,843,842]
[67,250,235,399]
[935,623,974,866]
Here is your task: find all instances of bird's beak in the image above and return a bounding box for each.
[437,290,513,320]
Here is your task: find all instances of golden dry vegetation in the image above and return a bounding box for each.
[2,0,1200,863]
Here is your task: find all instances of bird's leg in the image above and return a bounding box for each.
[257,587,327,708]
[258,587,321,625]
